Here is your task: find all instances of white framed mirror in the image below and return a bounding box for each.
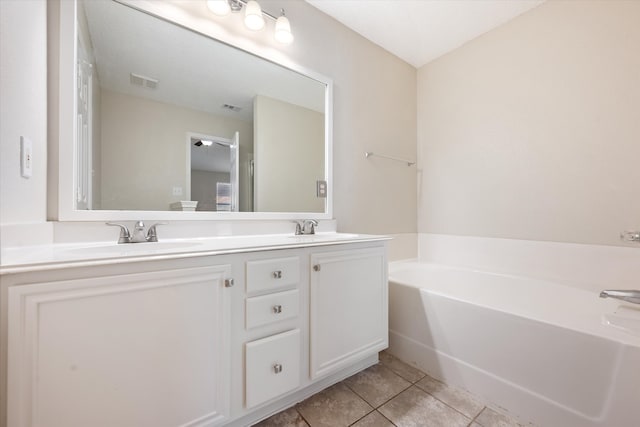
[53,0,333,221]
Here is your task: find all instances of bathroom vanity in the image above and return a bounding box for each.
[0,1,391,424]
[0,234,388,427]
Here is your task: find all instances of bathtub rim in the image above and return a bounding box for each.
[388,260,640,348]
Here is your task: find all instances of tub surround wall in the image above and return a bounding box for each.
[417,0,640,247]
[418,233,640,293]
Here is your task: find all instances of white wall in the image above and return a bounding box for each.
[254,95,324,213]
[417,0,640,247]
[0,0,48,226]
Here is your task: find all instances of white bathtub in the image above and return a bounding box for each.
[388,261,640,427]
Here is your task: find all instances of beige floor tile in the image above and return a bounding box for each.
[379,351,426,383]
[344,363,411,407]
[351,410,395,427]
[415,375,484,418]
[253,406,309,427]
[296,382,373,427]
[379,386,471,427]
[475,407,523,427]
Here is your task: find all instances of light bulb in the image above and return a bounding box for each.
[244,0,265,31]
[275,14,293,44]
[207,0,230,16]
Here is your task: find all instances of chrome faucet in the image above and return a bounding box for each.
[620,230,640,242]
[294,219,318,235]
[106,221,166,243]
[130,221,147,243]
[599,290,640,305]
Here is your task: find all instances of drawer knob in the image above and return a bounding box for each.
[313,264,321,272]
[272,270,283,279]
[272,304,283,314]
[273,363,283,374]
[224,279,234,288]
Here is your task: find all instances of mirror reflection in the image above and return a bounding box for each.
[75,0,326,213]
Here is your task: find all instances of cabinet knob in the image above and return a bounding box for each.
[272,270,282,279]
[313,264,321,272]
[273,363,283,374]
[224,278,234,288]
[272,304,283,314]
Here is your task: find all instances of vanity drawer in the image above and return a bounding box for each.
[246,289,299,330]
[246,257,299,294]
[245,329,301,408]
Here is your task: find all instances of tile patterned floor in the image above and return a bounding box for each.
[254,351,527,427]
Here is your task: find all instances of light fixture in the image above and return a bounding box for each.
[244,0,265,31]
[207,0,230,16]
[194,139,214,147]
[274,10,293,44]
[205,0,294,44]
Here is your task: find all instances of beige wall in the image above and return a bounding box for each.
[254,95,324,213]
[1,0,417,257]
[199,0,418,236]
[100,89,252,211]
[417,0,640,246]
[0,0,48,225]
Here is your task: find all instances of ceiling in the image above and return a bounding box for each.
[305,0,545,68]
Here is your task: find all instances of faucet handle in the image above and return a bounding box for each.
[146,222,167,242]
[303,219,318,235]
[293,221,303,235]
[106,222,131,244]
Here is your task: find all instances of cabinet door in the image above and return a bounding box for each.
[7,265,231,427]
[310,247,388,379]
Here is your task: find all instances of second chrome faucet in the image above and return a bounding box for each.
[106,221,165,243]
[294,219,318,235]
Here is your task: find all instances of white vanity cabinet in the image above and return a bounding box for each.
[1,238,388,427]
[5,262,233,427]
[309,247,388,379]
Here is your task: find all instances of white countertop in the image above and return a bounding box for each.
[0,233,390,274]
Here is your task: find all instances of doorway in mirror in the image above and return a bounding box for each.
[188,132,241,212]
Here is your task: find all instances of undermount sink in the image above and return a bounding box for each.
[288,233,360,240]
[66,241,202,256]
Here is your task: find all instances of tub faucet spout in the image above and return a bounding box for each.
[599,290,640,305]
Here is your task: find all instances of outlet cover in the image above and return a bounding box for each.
[20,136,33,178]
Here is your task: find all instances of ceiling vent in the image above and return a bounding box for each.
[222,103,242,113]
[130,73,159,89]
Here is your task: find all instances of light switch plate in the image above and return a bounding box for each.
[20,136,33,178]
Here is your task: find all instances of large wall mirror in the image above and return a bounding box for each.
[61,0,332,220]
